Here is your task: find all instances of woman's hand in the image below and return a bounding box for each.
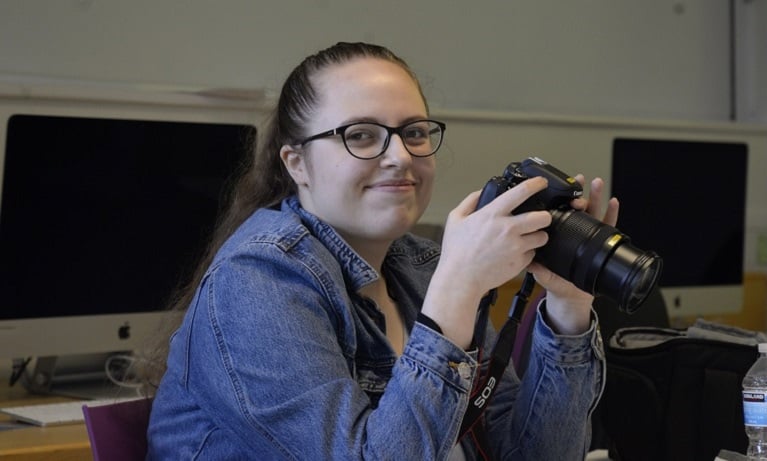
[528,175,620,335]
[422,177,553,348]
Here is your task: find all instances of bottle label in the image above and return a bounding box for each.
[744,390,767,426]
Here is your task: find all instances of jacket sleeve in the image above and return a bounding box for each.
[482,300,606,461]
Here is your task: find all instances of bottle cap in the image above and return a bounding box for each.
[759,343,767,353]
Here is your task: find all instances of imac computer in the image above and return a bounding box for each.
[0,112,256,397]
[611,138,748,320]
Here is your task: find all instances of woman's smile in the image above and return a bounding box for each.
[366,178,417,193]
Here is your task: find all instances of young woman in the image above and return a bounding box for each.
[146,42,614,460]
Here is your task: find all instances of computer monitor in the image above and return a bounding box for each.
[0,113,255,395]
[611,138,748,319]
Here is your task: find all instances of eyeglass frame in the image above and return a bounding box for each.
[297,119,446,160]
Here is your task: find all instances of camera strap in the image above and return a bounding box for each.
[457,273,537,459]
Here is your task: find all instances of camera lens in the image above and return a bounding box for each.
[536,209,662,313]
[597,244,662,313]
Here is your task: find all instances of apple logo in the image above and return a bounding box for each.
[118,322,131,340]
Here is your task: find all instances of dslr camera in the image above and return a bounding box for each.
[478,157,662,313]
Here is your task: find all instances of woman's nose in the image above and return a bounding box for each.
[380,134,412,166]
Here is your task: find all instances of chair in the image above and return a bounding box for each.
[82,397,153,461]
[591,285,669,453]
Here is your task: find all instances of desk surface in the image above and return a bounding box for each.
[0,383,92,461]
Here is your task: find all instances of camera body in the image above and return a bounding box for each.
[478,157,661,313]
[477,156,582,213]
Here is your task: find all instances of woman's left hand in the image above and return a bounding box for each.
[526,175,620,335]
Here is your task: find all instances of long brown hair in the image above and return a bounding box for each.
[140,42,427,392]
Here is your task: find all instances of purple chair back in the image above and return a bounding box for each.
[510,291,545,377]
[82,397,153,461]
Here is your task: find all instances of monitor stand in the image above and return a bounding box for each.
[19,352,141,399]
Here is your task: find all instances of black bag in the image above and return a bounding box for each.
[598,327,759,461]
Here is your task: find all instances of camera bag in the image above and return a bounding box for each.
[598,326,759,461]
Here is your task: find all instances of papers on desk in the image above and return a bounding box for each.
[715,449,748,461]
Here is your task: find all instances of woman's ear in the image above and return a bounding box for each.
[280,145,309,187]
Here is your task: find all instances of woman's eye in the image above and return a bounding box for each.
[345,126,379,145]
[404,127,427,143]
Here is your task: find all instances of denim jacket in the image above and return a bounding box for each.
[147,196,605,460]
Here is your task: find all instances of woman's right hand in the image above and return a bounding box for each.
[421,176,552,348]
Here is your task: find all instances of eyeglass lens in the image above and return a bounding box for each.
[343,120,443,159]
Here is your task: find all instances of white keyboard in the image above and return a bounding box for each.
[1,397,140,426]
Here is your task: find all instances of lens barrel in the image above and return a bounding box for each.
[536,209,662,313]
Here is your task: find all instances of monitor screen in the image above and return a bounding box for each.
[611,138,748,318]
[0,114,255,359]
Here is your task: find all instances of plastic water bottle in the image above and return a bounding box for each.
[744,343,767,460]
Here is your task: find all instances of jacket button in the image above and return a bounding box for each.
[457,362,472,380]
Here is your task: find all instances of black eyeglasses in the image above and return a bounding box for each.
[298,119,446,160]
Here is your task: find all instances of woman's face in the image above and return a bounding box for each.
[282,58,436,247]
